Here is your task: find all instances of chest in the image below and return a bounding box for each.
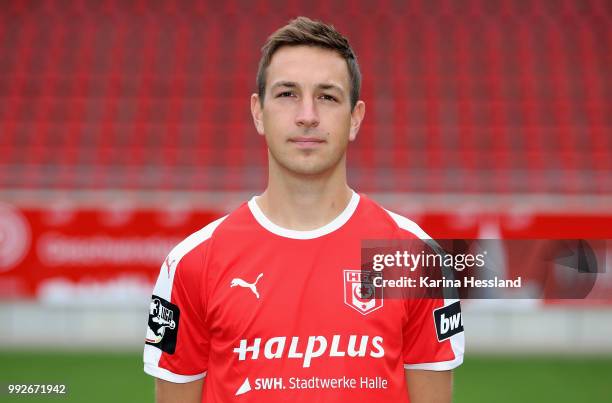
[204,240,404,344]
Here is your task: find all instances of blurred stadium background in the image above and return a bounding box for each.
[0,0,611,401]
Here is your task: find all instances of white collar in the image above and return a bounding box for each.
[247,190,360,239]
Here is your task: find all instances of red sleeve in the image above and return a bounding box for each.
[143,238,211,383]
[402,297,464,371]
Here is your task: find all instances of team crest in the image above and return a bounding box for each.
[343,270,383,315]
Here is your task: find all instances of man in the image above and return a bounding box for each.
[144,16,464,403]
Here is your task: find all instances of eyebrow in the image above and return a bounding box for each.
[270,81,297,90]
[270,81,345,93]
[317,83,343,92]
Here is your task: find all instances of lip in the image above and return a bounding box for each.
[289,137,326,148]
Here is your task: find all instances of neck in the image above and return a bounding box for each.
[256,154,353,231]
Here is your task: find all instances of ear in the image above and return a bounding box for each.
[251,93,265,135]
[349,100,365,142]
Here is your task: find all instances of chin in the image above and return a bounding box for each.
[272,156,327,175]
[270,150,344,176]
[287,163,330,176]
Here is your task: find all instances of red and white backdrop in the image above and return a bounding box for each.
[1,202,610,303]
[0,202,221,302]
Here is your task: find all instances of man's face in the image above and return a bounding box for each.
[251,45,365,176]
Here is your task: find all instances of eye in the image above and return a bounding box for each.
[320,94,338,102]
[276,91,295,98]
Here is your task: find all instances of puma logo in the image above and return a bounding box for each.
[230,273,264,299]
[164,256,176,278]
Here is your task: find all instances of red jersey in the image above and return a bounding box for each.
[144,192,464,402]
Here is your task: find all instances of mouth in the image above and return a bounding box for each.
[288,136,326,148]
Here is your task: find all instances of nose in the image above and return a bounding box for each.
[295,98,319,128]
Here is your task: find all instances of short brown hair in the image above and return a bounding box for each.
[256,16,361,110]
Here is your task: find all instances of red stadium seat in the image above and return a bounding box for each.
[0,0,610,194]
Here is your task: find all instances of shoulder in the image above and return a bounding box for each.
[382,208,431,240]
[153,214,229,299]
[164,200,256,272]
[166,214,229,266]
[357,194,432,240]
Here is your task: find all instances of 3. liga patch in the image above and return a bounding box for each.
[145,295,180,354]
[433,301,463,341]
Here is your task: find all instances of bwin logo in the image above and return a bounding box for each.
[440,312,462,334]
[433,301,464,341]
[231,273,264,299]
